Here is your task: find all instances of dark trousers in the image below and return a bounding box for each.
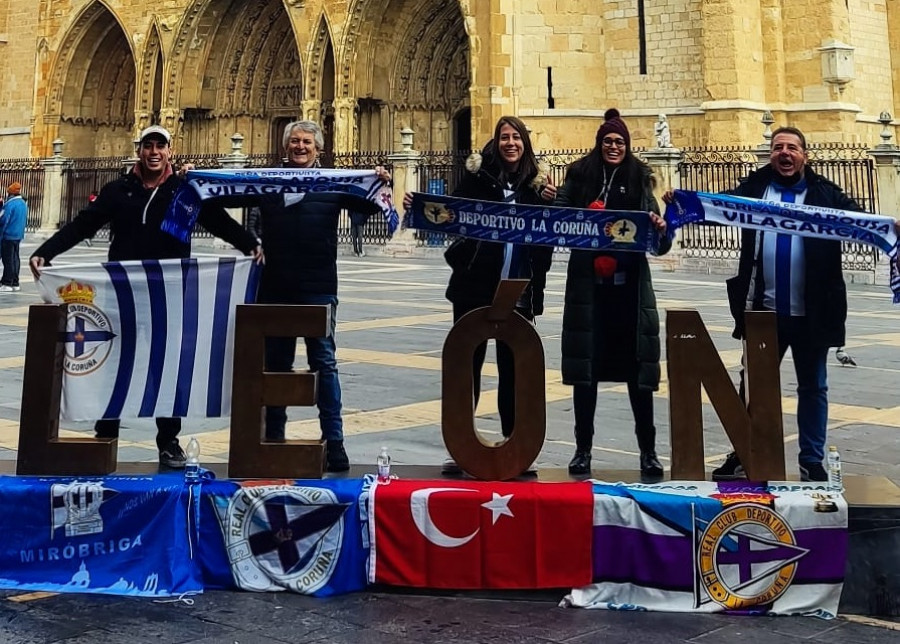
[572,379,654,451]
[739,315,829,465]
[94,417,181,450]
[453,302,529,438]
[350,223,364,255]
[0,239,21,287]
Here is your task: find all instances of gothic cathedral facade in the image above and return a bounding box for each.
[0,1,897,158]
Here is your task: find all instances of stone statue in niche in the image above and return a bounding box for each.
[654,113,672,148]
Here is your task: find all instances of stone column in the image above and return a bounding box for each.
[384,127,421,257]
[642,146,683,270]
[332,97,358,153]
[38,139,68,234]
[158,108,183,145]
[215,133,249,237]
[868,116,900,288]
[300,100,321,122]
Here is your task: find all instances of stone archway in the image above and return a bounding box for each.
[47,1,136,157]
[167,0,301,155]
[306,14,337,158]
[340,0,471,152]
[136,24,164,134]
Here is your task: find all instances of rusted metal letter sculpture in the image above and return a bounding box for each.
[17,304,117,475]
[667,310,784,481]
[442,280,546,480]
[229,304,329,479]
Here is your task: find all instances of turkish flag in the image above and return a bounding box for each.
[369,480,593,589]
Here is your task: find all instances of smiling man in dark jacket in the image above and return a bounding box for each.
[29,125,262,468]
[715,126,859,483]
[248,120,390,472]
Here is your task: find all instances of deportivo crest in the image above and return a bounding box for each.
[694,502,809,610]
[423,201,456,225]
[57,280,117,376]
[215,485,350,593]
[604,219,638,243]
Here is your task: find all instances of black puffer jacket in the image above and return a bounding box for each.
[557,161,670,389]
[726,164,858,347]
[33,170,257,262]
[252,191,379,302]
[444,161,554,318]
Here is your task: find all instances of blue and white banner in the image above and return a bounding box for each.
[37,257,260,421]
[164,168,399,243]
[665,190,900,303]
[0,475,201,597]
[199,477,373,596]
[405,193,662,254]
[564,481,847,617]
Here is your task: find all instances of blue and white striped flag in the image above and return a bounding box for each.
[36,257,260,421]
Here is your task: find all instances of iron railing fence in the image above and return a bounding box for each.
[332,152,395,245]
[676,147,758,261]
[60,157,129,238]
[0,157,45,232]
[807,144,880,271]
[676,144,880,271]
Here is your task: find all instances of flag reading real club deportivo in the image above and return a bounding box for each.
[36,257,260,421]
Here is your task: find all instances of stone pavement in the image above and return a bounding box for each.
[1,587,899,644]
[0,240,898,643]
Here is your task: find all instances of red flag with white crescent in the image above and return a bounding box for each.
[368,479,593,589]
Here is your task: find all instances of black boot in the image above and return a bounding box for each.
[325,440,350,473]
[569,422,594,476]
[636,425,664,481]
[568,449,592,476]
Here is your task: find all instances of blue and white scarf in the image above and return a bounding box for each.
[163,168,399,243]
[665,190,900,304]
[405,193,663,254]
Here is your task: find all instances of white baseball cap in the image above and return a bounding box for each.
[139,125,172,145]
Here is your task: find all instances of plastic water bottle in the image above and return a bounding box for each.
[377,446,391,483]
[826,446,843,493]
[185,437,201,482]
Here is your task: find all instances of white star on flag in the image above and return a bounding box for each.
[481,493,514,524]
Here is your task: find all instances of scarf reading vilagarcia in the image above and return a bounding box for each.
[665,190,899,304]
[163,168,399,243]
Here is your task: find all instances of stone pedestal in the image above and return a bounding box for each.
[384,128,422,256]
[642,146,683,269]
[868,144,900,288]
[38,142,67,232]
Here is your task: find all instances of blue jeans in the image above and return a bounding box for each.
[264,296,342,442]
[740,315,829,465]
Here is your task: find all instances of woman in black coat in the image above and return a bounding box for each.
[555,109,670,480]
[404,116,556,471]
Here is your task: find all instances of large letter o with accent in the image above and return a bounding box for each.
[441,280,546,480]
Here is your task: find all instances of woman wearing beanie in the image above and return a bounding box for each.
[555,108,670,480]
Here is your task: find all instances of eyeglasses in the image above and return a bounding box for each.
[602,138,627,148]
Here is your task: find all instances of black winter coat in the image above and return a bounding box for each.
[33,170,257,262]
[251,191,379,303]
[557,161,670,389]
[726,165,857,348]
[444,166,554,318]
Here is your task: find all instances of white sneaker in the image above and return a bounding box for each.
[0,285,19,292]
